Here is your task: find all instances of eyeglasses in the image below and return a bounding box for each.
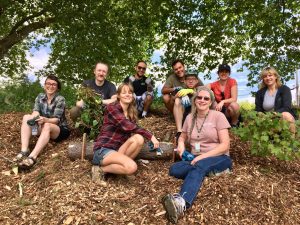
[45,82,58,87]
[137,66,146,71]
[196,96,210,101]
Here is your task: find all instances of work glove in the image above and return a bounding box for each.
[173,86,182,94]
[181,96,191,108]
[177,88,194,97]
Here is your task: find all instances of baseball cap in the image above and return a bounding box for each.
[218,64,231,73]
[185,70,199,79]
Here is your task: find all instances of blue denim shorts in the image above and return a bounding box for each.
[92,147,115,166]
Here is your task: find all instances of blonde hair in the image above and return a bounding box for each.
[188,86,215,137]
[259,66,282,89]
[190,86,215,116]
[117,83,138,122]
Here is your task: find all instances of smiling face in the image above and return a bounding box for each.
[94,63,108,84]
[44,78,58,95]
[218,69,230,81]
[118,84,134,105]
[262,72,277,87]
[135,61,147,78]
[172,62,185,78]
[194,90,212,113]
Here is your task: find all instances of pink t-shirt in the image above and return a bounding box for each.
[182,110,231,155]
[210,77,237,106]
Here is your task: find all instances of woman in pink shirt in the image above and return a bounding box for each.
[207,64,240,127]
[162,86,232,224]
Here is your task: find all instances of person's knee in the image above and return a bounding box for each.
[132,134,144,146]
[228,103,240,113]
[174,98,181,106]
[124,161,138,174]
[282,112,294,123]
[162,94,170,103]
[41,123,52,133]
[22,114,32,122]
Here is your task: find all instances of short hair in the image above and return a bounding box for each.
[135,60,147,66]
[94,61,110,73]
[171,59,185,68]
[45,74,61,90]
[259,66,282,89]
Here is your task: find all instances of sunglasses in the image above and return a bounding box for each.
[45,82,57,87]
[196,96,210,101]
[137,66,146,71]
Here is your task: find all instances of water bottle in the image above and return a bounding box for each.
[31,124,38,136]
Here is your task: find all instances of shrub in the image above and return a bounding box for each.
[232,111,300,160]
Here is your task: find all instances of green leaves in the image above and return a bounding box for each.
[233,111,300,161]
[74,87,104,140]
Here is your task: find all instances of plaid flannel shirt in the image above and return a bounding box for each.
[94,102,152,151]
[33,93,68,128]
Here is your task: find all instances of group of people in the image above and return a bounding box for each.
[13,59,297,224]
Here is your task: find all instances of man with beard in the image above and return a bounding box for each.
[70,61,117,121]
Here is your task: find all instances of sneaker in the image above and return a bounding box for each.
[91,165,105,182]
[162,193,186,224]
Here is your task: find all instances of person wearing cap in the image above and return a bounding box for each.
[173,72,203,143]
[124,60,154,118]
[69,61,117,121]
[207,64,240,127]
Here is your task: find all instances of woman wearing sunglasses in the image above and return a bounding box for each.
[14,75,70,170]
[162,86,232,224]
[255,66,297,134]
[207,64,240,127]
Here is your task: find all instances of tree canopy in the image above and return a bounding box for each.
[1,0,300,86]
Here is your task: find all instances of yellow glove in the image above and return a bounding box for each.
[177,89,194,97]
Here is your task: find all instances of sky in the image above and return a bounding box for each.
[26,47,299,104]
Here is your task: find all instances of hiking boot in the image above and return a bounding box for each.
[91,165,105,183]
[162,193,186,224]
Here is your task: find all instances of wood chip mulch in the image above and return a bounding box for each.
[0,111,299,225]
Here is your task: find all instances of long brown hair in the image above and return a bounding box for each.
[117,83,138,122]
[259,66,282,89]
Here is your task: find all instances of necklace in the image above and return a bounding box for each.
[195,111,209,138]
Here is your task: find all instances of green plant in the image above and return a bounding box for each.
[232,111,300,160]
[74,87,104,139]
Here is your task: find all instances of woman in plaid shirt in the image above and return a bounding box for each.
[91,83,159,182]
[14,75,70,169]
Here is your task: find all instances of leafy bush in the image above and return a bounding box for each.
[233,111,300,160]
[239,101,255,113]
[74,87,104,139]
[0,80,78,114]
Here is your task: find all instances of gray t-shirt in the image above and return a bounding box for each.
[263,89,278,112]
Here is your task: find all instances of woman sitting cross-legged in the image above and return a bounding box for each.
[91,83,159,182]
[255,66,297,135]
[14,75,70,170]
[162,86,232,224]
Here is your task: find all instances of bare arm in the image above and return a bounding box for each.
[102,94,117,105]
[177,132,188,157]
[191,128,230,165]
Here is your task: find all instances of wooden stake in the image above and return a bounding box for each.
[81,133,87,160]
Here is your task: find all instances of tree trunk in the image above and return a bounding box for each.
[68,141,174,161]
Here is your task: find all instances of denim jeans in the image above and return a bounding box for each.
[169,155,232,207]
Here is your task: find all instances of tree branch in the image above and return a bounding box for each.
[9,9,48,36]
[0,17,55,59]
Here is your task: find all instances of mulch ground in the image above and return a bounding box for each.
[0,111,299,225]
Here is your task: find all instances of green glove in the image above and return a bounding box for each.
[177,89,194,97]
[27,116,40,126]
